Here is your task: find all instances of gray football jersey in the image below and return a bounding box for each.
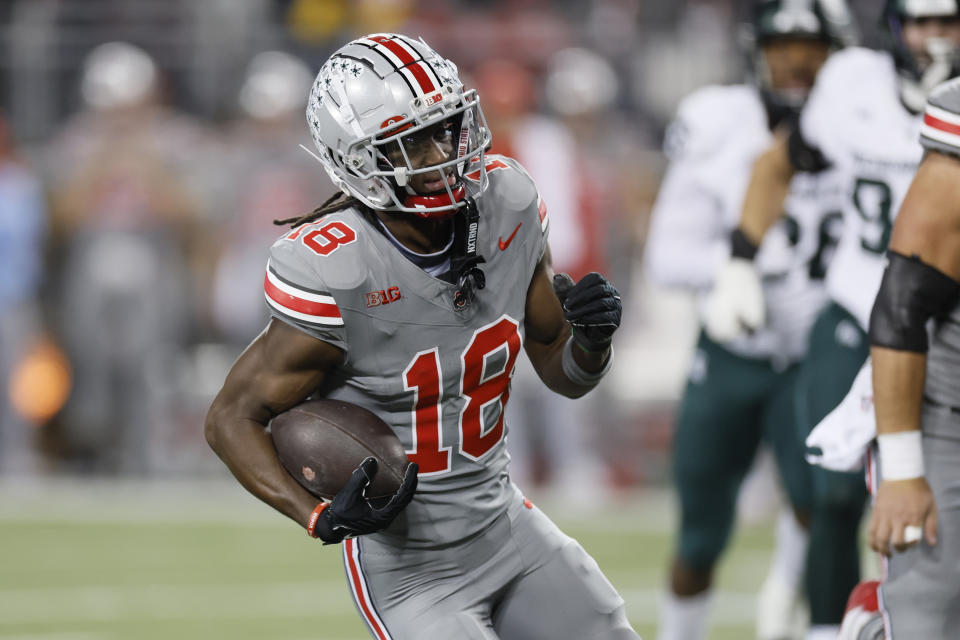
[264,155,549,548]
[923,304,960,438]
[915,80,960,434]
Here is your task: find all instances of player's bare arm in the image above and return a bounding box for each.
[739,131,795,244]
[523,245,621,398]
[869,150,960,555]
[705,117,836,343]
[703,134,795,342]
[205,318,344,529]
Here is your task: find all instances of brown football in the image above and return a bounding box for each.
[270,399,410,501]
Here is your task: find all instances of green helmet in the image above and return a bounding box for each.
[746,0,857,121]
[751,0,858,47]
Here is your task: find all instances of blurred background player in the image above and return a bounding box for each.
[209,50,335,347]
[43,41,212,474]
[839,74,960,640]
[645,1,855,638]
[713,1,960,637]
[0,109,48,475]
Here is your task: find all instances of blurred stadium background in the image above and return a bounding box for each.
[0,1,887,638]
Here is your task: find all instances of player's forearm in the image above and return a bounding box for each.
[738,141,794,245]
[870,347,926,435]
[205,407,317,528]
[531,333,610,399]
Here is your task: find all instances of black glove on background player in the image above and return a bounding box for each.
[553,272,622,353]
[314,457,418,544]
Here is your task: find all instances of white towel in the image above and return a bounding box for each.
[805,359,876,472]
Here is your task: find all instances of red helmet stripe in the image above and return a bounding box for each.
[369,35,436,94]
[406,61,438,95]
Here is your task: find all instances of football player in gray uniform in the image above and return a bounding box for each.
[837,76,960,640]
[204,34,636,640]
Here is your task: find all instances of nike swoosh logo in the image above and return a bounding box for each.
[498,223,522,251]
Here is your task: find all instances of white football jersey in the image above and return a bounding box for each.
[800,47,925,330]
[646,84,845,362]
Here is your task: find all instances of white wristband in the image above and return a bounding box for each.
[561,337,612,387]
[877,431,925,481]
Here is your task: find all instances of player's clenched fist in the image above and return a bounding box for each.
[553,272,622,353]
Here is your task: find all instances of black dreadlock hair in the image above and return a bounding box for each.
[272,191,362,228]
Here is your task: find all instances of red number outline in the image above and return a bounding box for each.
[458,316,521,461]
[286,220,357,256]
[402,315,522,474]
[464,159,509,182]
[402,348,452,475]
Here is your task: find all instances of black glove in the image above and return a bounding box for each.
[314,457,418,544]
[553,272,622,353]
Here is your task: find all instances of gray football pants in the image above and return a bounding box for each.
[871,408,960,639]
[340,490,640,640]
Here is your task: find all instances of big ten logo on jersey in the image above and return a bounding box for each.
[464,158,509,182]
[285,220,357,256]
[366,286,402,308]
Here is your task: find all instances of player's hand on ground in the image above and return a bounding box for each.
[553,272,621,353]
[314,457,418,544]
[704,258,765,343]
[867,477,938,556]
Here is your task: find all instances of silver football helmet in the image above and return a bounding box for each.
[306,33,492,218]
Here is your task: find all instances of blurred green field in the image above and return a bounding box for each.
[0,479,778,640]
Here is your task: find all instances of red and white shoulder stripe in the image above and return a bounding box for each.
[264,263,343,327]
[920,103,960,151]
[537,193,549,234]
